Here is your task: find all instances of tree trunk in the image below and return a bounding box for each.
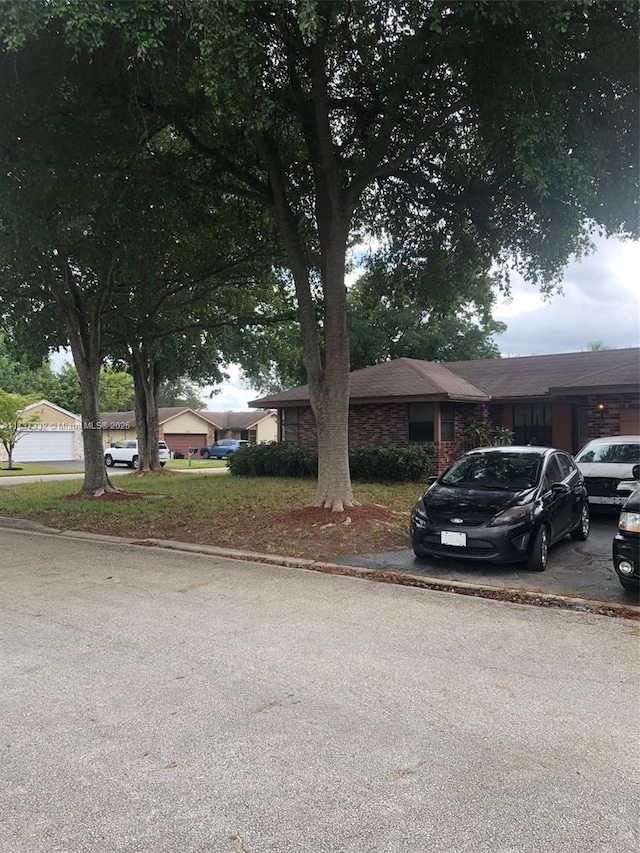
[309,223,356,510]
[51,263,116,494]
[130,346,162,472]
[78,368,115,492]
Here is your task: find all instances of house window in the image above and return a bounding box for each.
[279,408,299,444]
[440,403,455,441]
[408,403,434,442]
[513,404,552,446]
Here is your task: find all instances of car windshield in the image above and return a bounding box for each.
[441,452,543,491]
[575,442,640,464]
[215,440,235,446]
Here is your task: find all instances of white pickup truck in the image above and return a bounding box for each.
[104,440,170,469]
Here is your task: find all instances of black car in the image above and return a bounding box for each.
[613,466,640,593]
[410,446,590,572]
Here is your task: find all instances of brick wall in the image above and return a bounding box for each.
[283,394,639,474]
[586,394,640,440]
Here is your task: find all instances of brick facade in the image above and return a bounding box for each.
[285,394,639,475]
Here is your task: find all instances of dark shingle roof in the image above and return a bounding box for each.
[202,411,274,430]
[249,348,640,407]
[250,357,488,406]
[447,348,640,398]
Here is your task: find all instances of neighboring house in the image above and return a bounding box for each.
[0,400,83,463]
[202,410,278,445]
[100,407,277,456]
[249,348,640,472]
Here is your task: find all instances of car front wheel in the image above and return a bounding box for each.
[132,455,139,469]
[526,525,548,572]
[104,454,114,467]
[618,576,639,592]
[570,503,590,541]
[201,449,210,459]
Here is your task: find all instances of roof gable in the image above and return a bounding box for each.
[22,399,81,421]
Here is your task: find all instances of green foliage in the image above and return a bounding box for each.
[157,378,207,410]
[46,363,135,413]
[464,420,515,448]
[0,389,38,469]
[348,446,436,483]
[229,442,434,482]
[0,331,57,397]
[228,442,318,478]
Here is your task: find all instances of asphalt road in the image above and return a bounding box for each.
[1,528,638,853]
[337,513,640,609]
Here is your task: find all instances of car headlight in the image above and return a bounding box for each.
[413,497,428,518]
[488,502,535,527]
[619,511,640,533]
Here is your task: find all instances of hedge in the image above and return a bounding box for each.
[228,442,434,482]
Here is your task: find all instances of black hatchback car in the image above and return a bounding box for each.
[410,446,590,572]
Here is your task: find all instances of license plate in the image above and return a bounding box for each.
[441,531,466,547]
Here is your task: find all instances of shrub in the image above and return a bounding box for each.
[229,442,433,482]
[228,442,318,477]
[349,446,435,482]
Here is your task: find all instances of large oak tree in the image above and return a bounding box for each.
[1,0,638,509]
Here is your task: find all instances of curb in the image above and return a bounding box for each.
[1,516,638,620]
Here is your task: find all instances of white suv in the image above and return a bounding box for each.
[104,440,170,469]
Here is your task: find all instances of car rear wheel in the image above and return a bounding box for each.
[104,454,114,467]
[570,503,590,541]
[201,449,210,459]
[526,525,548,572]
[160,462,166,468]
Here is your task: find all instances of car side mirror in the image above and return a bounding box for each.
[633,464,640,480]
[427,475,438,484]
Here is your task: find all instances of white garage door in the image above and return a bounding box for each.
[14,430,75,462]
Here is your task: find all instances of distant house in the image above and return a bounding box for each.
[0,400,83,463]
[100,407,277,456]
[249,348,640,472]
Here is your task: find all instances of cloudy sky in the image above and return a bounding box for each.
[206,234,640,410]
[491,235,640,357]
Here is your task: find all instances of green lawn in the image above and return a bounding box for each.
[0,473,420,559]
[164,458,227,470]
[0,463,82,477]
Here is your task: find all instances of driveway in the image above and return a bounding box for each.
[1,528,638,853]
[336,513,639,609]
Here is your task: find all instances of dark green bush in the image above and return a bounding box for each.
[228,442,318,477]
[229,442,433,482]
[349,446,435,482]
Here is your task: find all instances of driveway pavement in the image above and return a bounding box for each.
[1,528,638,853]
[336,513,639,610]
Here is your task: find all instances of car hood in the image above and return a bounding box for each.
[423,484,535,515]
[576,462,637,479]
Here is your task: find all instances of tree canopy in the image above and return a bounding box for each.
[0,0,637,508]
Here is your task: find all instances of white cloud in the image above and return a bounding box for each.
[203,365,259,411]
[493,236,640,356]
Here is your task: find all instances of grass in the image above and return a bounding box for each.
[0,472,422,559]
[164,458,227,469]
[0,463,82,476]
